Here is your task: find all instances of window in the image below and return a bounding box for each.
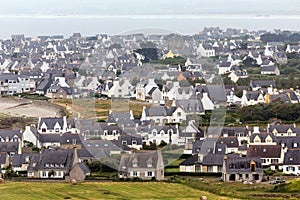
[104,130,108,135]
[55,128,60,132]
[122,141,127,145]
[42,171,47,177]
[132,140,137,145]
[133,171,138,177]
[147,171,153,177]
[42,128,46,133]
[14,138,18,142]
[72,139,77,145]
[133,161,138,167]
[177,112,181,117]
[207,166,213,172]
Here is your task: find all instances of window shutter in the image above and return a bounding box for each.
[145,171,148,177]
[130,171,133,176]
[137,171,140,177]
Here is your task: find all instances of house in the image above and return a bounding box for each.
[27,148,76,178]
[261,66,280,76]
[247,145,284,169]
[282,149,300,175]
[136,79,160,101]
[69,162,91,181]
[147,125,180,145]
[250,80,276,91]
[38,116,68,134]
[118,150,164,180]
[268,124,298,137]
[217,137,239,154]
[22,125,38,146]
[141,105,186,125]
[174,99,205,115]
[241,90,265,107]
[222,156,264,182]
[11,153,34,173]
[179,153,225,173]
[197,43,215,57]
[37,133,82,149]
[248,133,277,145]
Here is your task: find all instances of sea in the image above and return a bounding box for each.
[0,14,300,39]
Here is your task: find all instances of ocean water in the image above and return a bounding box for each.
[0,15,300,38]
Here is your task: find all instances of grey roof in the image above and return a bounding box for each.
[202,153,225,166]
[225,156,263,173]
[0,152,7,165]
[251,80,276,88]
[0,129,22,139]
[179,154,198,166]
[269,124,295,133]
[144,106,177,117]
[249,133,276,143]
[192,140,203,154]
[38,117,65,130]
[0,142,19,153]
[217,137,239,148]
[283,149,300,165]
[276,136,300,149]
[28,148,74,171]
[119,150,163,171]
[261,66,278,72]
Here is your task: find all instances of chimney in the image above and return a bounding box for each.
[72,147,79,167]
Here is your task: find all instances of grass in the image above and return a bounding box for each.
[51,99,152,120]
[0,181,234,200]
[184,179,300,200]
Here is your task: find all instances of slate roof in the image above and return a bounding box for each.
[0,129,22,139]
[251,80,276,88]
[38,117,65,130]
[269,124,295,133]
[28,148,74,171]
[202,153,225,166]
[276,136,300,149]
[247,145,282,158]
[0,152,7,165]
[179,154,198,166]
[224,156,263,173]
[283,149,300,165]
[119,150,162,171]
[175,99,204,114]
[0,142,19,153]
[217,137,239,148]
[249,133,276,143]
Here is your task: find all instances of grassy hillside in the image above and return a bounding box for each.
[0,182,234,200]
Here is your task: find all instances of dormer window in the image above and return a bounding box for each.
[147,161,153,168]
[60,164,64,167]
[45,163,49,167]
[122,141,127,145]
[293,143,298,148]
[133,161,138,167]
[104,130,108,136]
[263,149,266,152]
[290,158,293,161]
[55,128,60,133]
[132,140,137,145]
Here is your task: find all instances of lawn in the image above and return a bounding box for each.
[51,99,152,120]
[0,181,234,200]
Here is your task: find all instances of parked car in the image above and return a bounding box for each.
[270,177,285,184]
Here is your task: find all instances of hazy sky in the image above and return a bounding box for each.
[1,0,300,16]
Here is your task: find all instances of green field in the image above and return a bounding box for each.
[0,181,234,200]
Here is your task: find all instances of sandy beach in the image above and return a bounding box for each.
[0,97,65,118]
